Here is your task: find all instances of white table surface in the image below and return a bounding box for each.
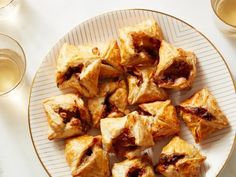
[0,0,235,176]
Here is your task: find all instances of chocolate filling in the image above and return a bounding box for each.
[137,107,152,116]
[127,167,145,177]
[112,128,137,156]
[127,69,144,87]
[156,61,192,85]
[132,32,161,61]
[80,147,93,165]
[158,153,185,170]
[176,106,216,121]
[62,64,83,82]
[101,93,118,118]
[54,107,90,132]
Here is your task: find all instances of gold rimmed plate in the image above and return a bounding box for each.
[28,9,236,177]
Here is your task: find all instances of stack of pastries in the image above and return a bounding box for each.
[43,19,229,177]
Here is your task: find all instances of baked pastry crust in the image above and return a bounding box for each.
[154,40,197,90]
[56,43,101,97]
[100,112,154,159]
[88,79,129,128]
[127,66,168,105]
[156,136,206,177]
[65,135,110,177]
[112,154,155,177]
[138,100,180,141]
[176,88,229,143]
[119,19,163,67]
[43,94,91,140]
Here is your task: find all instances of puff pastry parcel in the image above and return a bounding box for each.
[112,154,155,177]
[176,88,229,143]
[154,40,197,89]
[56,44,101,97]
[43,94,91,140]
[88,79,129,128]
[119,19,163,67]
[138,100,180,141]
[65,135,110,177]
[156,136,206,177]
[100,112,154,159]
[127,66,168,105]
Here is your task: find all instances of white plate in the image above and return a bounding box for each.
[28,9,236,177]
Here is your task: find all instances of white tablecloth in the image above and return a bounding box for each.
[0,0,235,176]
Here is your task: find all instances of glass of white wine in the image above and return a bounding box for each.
[0,33,26,96]
[211,0,236,35]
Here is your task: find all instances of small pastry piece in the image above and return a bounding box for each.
[88,79,129,128]
[154,40,197,90]
[56,43,101,97]
[43,94,91,140]
[127,66,168,105]
[65,135,110,177]
[119,19,163,67]
[100,112,154,159]
[112,154,155,177]
[138,100,180,141]
[176,88,229,143]
[156,136,206,177]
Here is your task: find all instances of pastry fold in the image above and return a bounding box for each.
[100,112,154,159]
[138,100,180,141]
[43,94,91,140]
[127,66,168,105]
[88,79,129,128]
[176,88,229,143]
[119,19,163,67]
[156,136,206,177]
[65,135,110,177]
[112,154,155,177]
[154,41,197,89]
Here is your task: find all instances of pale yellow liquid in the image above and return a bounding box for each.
[0,0,12,8]
[217,0,236,26]
[0,51,21,94]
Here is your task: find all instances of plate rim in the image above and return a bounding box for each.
[28,8,236,177]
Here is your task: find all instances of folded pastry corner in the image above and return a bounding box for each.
[119,19,163,67]
[112,154,155,177]
[43,94,91,140]
[100,112,154,159]
[156,136,206,177]
[88,79,129,128]
[65,135,110,177]
[138,100,180,141]
[56,43,101,97]
[127,66,168,105]
[154,40,197,90]
[176,88,229,143]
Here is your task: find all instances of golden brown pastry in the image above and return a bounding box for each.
[119,19,163,67]
[43,94,91,140]
[56,43,101,97]
[88,79,129,128]
[156,136,206,177]
[100,112,154,159]
[127,66,168,105]
[176,88,229,143]
[154,40,197,90]
[138,100,180,141]
[65,135,110,177]
[112,154,155,177]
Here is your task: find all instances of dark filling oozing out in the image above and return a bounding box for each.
[137,107,152,116]
[80,147,93,165]
[54,107,90,132]
[127,69,144,87]
[127,167,145,177]
[176,106,216,121]
[158,153,185,170]
[62,64,84,82]
[157,61,192,85]
[101,92,118,118]
[112,128,138,156]
[132,32,161,61]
